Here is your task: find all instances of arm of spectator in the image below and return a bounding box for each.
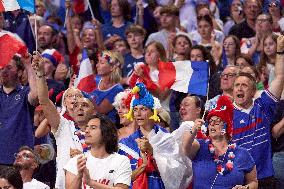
[100,0,109,11]
[268,35,284,99]
[94,98,114,114]
[23,53,38,106]
[136,0,144,26]
[92,18,105,51]
[152,87,170,101]
[182,119,202,160]
[35,118,51,138]
[65,155,85,189]
[32,52,60,133]
[246,36,259,58]
[272,117,284,138]
[66,0,77,53]
[232,166,258,189]
[131,152,147,181]
[167,32,176,60]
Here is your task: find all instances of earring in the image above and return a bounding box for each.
[221,129,226,135]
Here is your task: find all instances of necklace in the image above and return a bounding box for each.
[208,140,236,175]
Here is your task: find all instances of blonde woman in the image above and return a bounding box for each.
[91,51,124,123]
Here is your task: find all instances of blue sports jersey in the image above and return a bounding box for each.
[122,53,144,78]
[232,90,277,179]
[91,76,124,123]
[118,124,167,189]
[193,140,255,189]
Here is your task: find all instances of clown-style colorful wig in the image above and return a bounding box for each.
[113,89,133,110]
[124,83,161,122]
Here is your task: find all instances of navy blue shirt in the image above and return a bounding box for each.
[122,53,144,78]
[0,85,35,164]
[102,21,132,40]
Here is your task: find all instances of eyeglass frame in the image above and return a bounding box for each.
[220,73,237,79]
[14,152,35,160]
[208,117,223,125]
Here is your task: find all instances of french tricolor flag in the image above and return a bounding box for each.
[74,49,96,93]
[0,0,35,13]
[158,60,209,96]
[0,32,27,69]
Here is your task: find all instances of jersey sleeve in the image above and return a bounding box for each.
[106,85,124,104]
[258,90,278,117]
[63,155,79,176]
[237,147,255,174]
[113,155,132,186]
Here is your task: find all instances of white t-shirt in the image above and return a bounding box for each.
[53,116,84,189]
[64,152,132,188]
[23,179,50,189]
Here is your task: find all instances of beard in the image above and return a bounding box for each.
[14,162,30,170]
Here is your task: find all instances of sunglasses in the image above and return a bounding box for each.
[14,152,35,160]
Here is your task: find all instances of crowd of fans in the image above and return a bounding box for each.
[0,0,284,188]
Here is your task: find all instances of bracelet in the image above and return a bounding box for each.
[276,50,284,54]
[36,73,45,78]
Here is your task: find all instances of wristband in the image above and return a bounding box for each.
[36,73,45,78]
[276,50,284,54]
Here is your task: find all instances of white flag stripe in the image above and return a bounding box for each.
[170,61,193,93]
[75,58,92,82]
[1,0,20,11]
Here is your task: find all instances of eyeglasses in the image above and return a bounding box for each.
[14,152,34,160]
[208,117,223,125]
[220,73,237,79]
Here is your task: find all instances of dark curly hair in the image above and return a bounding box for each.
[89,114,118,154]
[0,166,23,189]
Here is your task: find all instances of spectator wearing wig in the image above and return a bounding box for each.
[113,89,138,140]
[119,83,167,189]
[91,51,124,123]
[182,95,258,189]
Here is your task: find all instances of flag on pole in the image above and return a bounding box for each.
[158,60,209,96]
[73,0,89,14]
[0,32,28,69]
[74,49,96,93]
[129,60,209,96]
[0,0,35,13]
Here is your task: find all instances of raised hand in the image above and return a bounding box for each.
[136,137,153,155]
[70,148,82,158]
[76,154,87,177]
[277,34,284,53]
[32,51,45,77]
